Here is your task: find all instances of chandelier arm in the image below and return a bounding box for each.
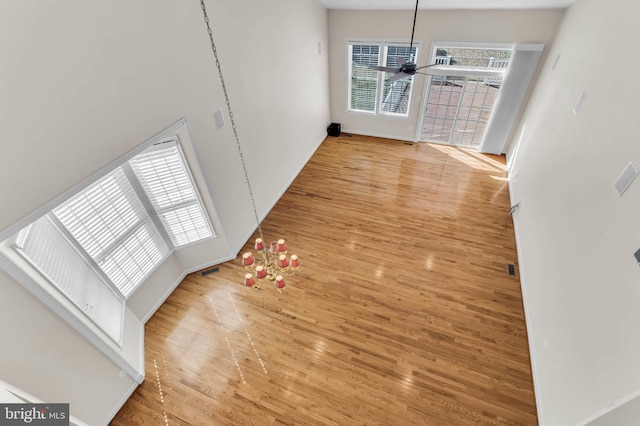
[199,0,265,244]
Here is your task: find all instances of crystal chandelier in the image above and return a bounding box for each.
[199,0,300,292]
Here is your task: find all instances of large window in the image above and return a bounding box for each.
[348,41,419,117]
[9,138,214,344]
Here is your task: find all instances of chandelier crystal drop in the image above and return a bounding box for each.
[199,0,301,292]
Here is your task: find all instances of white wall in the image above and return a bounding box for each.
[0,269,137,425]
[328,9,564,142]
[588,394,640,426]
[507,0,640,424]
[0,0,329,424]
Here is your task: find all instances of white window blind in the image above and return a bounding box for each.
[348,41,418,117]
[381,45,417,115]
[100,221,168,296]
[14,216,124,344]
[8,136,214,345]
[53,168,146,260]
[53,167,170,297]
[349,44,380,113]
[129,143,213,247]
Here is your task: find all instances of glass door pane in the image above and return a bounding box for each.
[419,45,511,147]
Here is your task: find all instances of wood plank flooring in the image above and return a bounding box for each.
[112,134,536,425]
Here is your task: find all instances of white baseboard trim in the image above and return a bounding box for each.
[124,132,326,426]
[139,141,331,322]
[141,254,235,324]
[102,379,140,426]
[235,135,327,256]
[508,179,544,425]
[339,129,415,143]
[137,320,145,383]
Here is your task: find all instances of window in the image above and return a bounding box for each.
[14,216,125,343]
[9,138,214,344]
[348,40,419,117]
[129,143,212,247]
[52,167,170,297]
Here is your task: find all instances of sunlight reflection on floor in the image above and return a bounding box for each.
[429,143,505,174]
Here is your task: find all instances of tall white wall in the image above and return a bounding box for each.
[0,0,329,424]
[327,9,564,142]
[507,0,640,424]
[0,269,137,424]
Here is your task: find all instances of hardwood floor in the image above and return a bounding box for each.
[112,134,536,425]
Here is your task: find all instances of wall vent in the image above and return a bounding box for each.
[614,162,639,196]
[634,248,640,265]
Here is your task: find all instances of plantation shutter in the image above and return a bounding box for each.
[129,143,213,247]
[98,220,168,296]
[53,167,170,297]
[14,216,124,344]
[53,168,146,259]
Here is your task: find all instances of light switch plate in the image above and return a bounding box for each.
[213,108,225,129]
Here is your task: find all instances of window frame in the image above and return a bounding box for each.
[346,39,421,119]
[50,165,172,299]
[0,118,216,348]
[128,140,214,248]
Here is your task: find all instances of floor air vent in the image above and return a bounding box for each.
[201,266,219,276]
[507,263,517,277]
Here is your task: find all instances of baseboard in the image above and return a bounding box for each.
[101,379,140,426]
[508,179,544,425]
[137,320,145,383]
[339,129,415,143]
[141,254,235,324]
[235,134,327,256]
[138,134,323,325]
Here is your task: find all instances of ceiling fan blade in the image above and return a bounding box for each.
[388,72,411,82]
[414,63,441,71]
[368,65,401,73]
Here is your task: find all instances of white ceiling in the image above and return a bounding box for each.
[314,0,576,10]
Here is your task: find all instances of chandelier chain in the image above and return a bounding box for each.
[199,0,265,243]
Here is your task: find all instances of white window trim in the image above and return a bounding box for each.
[0,117,216,380]
[346,38,422,119]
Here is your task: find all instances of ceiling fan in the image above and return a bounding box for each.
[368,0,438,82]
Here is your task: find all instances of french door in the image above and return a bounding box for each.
[418,44,512,148]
